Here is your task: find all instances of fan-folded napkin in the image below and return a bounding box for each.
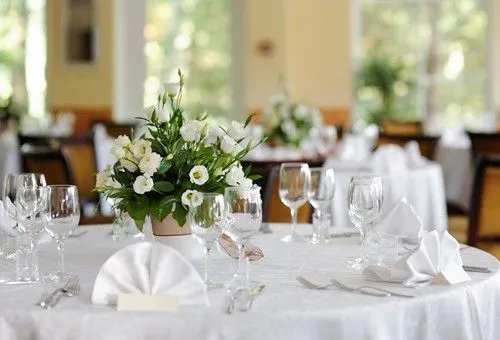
[363,230,470,287]
[405,141,427,168]
[91,242,209,307]
[369,145,408,171]
[373,197,424,243]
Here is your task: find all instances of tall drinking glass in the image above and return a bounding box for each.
[224,186,262,289]
[15,186,47,282]
[43,185,80,283]
[1,174,21,258]
[347,175,383,270]
[279,163,310,242]
[189,193,224,289]
[307,168,335,244]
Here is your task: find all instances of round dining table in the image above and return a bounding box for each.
[0,224,498,340]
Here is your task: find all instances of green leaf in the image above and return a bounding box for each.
[157,161,172,175]
[173,204,188,227]
[126,195,149,231]
[244,165,252,177]
[248,174,262,181]
[244,113,256,127]
[154,181,175,193]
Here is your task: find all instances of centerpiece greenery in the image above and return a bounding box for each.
[95,70,261,230]
[263,80,322,148]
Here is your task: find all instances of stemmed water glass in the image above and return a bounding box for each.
[279,163,310,242]
[189,193,224,289]
[43,185,80,283]
[224,186,262,289]
[307,168,335,244]
[347,175,383,270]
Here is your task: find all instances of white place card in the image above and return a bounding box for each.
[432,266,471,285]
[117,294,179,312]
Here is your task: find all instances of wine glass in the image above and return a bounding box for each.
[43,185,80,283]
[15,185,47,282]
[347,175,383,270]
[189,193,224,289]
[1,174,21,258]
[307,168,335,244]
[224,186,262,289]
[279,163,310,242]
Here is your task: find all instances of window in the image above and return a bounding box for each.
[144,0,231,117]
[0,0,46,118]
[354,0,490,132]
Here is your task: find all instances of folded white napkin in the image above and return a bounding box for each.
[51,112,75,136]
[91,242,209,307]
[404,141,427,168]
[0,200,16,236]
[369,144,407,171]
[363,230,470,287]
[337,135,371,161]
[439,126,471,148]
[373,197,424,243]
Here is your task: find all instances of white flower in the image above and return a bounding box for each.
[158,105,171,121]
[95,169,110,188]
[181,190,203,208]
[232,143,244,155]
[143,105,156,119]
[104,177,121,189]
[133,175,154,194]
[189,165,209,185]
[225,164,245,186]
[164,82,180,97]
[269,93,285,107]
[130,140,152,159]
[239,178,253,188]
[221,136,237,154]
[180,120,204,142]
[115,135,131,148]
[294,104,309,119]
[227,121,246,140]
[120,158,138,173]
[203,125,224,146]
[111,146,126,159]
[139,152,162,175]
[281,119,298,139]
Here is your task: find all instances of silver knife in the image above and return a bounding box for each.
[463,265,491,273]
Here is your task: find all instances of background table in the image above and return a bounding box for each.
[324,159,448,231]
[0,225,498,340]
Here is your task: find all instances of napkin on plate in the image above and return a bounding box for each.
[219,234,264,261]
[369,144,407,171]
[404,141,427,168]
[373,197,424,243]
[363,230,470,287]
[91,242,209,306]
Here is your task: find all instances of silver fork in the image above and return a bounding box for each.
[39,277,80,309]
[296,277,388,297]
[330,279,415,298]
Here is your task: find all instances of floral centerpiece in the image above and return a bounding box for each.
[263,84,322,148]
[95,70,261,231]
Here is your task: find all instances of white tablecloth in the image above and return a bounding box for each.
[325,159,448,231]
[434,145,472,209]
[0,225,498,340]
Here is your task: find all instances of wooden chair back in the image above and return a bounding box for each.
[467,131,500,163]
[91,120,136,138]
[468,155,500,245]
[21,146,72,185]
[381,120,422,136]
[377,134,439,160]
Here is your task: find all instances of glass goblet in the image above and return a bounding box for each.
[224,186,262,289]
[15,186,47,282]
[347,175,383,270]
[307,168,335,244]
[43,185,80,283]
[279,163,310,242]
[189,193,224,289]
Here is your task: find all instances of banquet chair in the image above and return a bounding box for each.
[91,120,136,138]
[381,120,423,136]
[18,131,95,150]
[376,134,439,160]
[467,131,500,163]
[467,155,500,246]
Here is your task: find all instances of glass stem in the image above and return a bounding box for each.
[56,238,65,274]
[237,242,245,275]
[360,227,367,263]
[204,242,212,284]
[290,208,298,237]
